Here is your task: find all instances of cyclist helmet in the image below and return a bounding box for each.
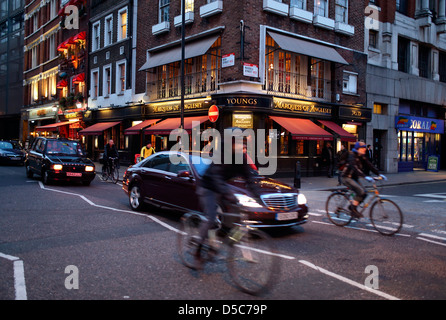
[352,141,366,153]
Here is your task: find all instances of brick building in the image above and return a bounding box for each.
[0,0,24,141]
[365,0,446,172]
[133,0,370,175]
[22,0,88,144]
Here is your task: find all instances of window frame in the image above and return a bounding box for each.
[118,7,128,42]
[104,14,113,47]
[92,21,101,52]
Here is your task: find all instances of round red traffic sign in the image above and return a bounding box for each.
[208,105,219,122]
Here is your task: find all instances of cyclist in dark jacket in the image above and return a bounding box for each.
[103,139,119,173]
[341,141,384,218]
[194,129,260,269]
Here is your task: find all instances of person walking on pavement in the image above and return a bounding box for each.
[322,142,334,178]
[336,144,348,185]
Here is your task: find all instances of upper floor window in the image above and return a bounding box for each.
[159,0,170,23]
[104,15,113,47]
[314,0,328,17]
[418,44,431,79]
[118,8,128,41]
[396,0,408,15]
[290,0,305,9]
[92,22,100,51]
[185,0,194,12]
[397,36,409,73]
[335,0,348,23]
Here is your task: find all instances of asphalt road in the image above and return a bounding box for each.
[0,165,445,304]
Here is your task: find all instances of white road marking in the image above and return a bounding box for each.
[298,260,400,300]
[0,252,27,300]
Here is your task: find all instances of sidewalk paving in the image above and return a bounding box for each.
[94,161,446,192]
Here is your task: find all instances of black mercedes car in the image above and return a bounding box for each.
[0,140,26,165]
[25,137,96,186]
[123,151,309,228]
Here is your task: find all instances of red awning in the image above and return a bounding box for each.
[56,79,68,88]
[79,122,121,136]
[57,37,75,51]
[144,116,208,135]
[73,31,86,42]
[72,73,85,84]
[35,121,72,132]
[270,116,333,141]
[124,119,162,135]
[318,120,356,142]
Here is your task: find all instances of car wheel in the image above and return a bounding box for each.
[129,185,144,211]
[25,164,33,178]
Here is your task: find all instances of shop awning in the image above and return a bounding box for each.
[267,31,348,65]
[35,121,72,132]
[56,79,68,88]
[139,35,220,71]
[79,121,121,136]
[57,37,75,51]
[72,73,85,84]
[73,31,86,42]
[270,116,333,141]
[318,120,356,142]
[144,116,208,135]
[124,119,161,135]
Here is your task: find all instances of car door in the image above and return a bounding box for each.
[164,156,200,211]
[139,153,171,204]
[28,138,44,174]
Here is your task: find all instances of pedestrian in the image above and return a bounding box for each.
[365,145,373,175]
[140,142,156,161]
[336,144,348,185]
[322,142,334,178]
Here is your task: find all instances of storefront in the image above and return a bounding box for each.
[395,115,444,172]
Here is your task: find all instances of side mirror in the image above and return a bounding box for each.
[177,170,193,179]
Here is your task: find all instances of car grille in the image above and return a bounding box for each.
[261,193,297,210]
[62,164,85,172]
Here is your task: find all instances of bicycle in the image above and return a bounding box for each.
[100,157,120,184]
[325,176,403,236]
[177,209,279,295]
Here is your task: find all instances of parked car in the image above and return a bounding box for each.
[0,140,26,165]
[25,137,96,186]
[122,151,309,228]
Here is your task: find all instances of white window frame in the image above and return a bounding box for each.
[91,68,99,98]
[159,0,170,23]
[116,59,126,94]
[118,7,128,41]
[290,0,306,9]
[104,14,113,47]
[342,71,358,95]
[31,46,37,68]
[103,64,112,97]
[92,21,101,52]
[335,0,348,23]
[314,0,329,17]
[49,34,56,59]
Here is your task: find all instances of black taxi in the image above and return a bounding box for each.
[25,137,96,186]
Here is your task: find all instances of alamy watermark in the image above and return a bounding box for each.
[168,124,278,175]
[63,5,80,30]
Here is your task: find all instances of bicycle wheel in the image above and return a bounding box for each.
[100,167,109,181]
[227,228,279,295]
[111,167,119,184]
[326,192,353,226]
[177,212,206,269]
[370,199,403,236]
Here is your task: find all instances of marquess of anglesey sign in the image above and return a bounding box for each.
[273,97,332,117]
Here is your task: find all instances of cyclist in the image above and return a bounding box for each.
[103,139,119,174]
[194,128,260,270]
[341,141,385,219]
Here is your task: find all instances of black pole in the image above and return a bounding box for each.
[180,0,185,129]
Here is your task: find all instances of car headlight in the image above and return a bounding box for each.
[85,166,95,172]
[52,164,63,170]
[297,194,307,205]
[234,194,263,208]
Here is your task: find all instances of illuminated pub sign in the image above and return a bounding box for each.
[395,115,445,134]
[338,106,372,121]
[273,97,332,117]
[147,99,210,115]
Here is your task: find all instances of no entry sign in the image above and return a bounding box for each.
[208,105,219,122]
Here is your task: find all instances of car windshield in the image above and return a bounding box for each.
[0,142,14,150]
[46,140,85,156]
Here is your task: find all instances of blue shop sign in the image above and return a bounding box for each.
[395,116,444,134]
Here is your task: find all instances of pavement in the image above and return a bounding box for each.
[95,161,446,192]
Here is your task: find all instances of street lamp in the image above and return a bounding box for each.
[180,0,185,129]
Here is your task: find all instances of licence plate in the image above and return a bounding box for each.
[276,212,298,221]
[10,157,21,160]
[67,172,82,177]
